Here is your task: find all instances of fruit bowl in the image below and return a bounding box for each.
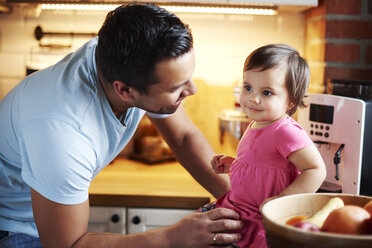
[260,193,372,248]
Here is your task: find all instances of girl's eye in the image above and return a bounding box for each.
[243,85,252,91]
[263,90,272,96]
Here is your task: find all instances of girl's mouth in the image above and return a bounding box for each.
[247,107,261,112]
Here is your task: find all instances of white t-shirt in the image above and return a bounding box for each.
[0,38,166,237]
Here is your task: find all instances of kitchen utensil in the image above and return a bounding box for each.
[219,108,250,156]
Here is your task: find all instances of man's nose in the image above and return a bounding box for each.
[183,80,197,97]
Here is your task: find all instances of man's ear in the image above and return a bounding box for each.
[113,80,134,102]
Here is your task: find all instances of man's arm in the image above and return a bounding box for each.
[31,189,242,247]
[149,106,230,199]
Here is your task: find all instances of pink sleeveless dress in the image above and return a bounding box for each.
[216,116,313,248]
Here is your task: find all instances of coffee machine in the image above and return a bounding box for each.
[297,93,372,196]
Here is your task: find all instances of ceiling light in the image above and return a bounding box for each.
[40,3,278,16]
[40,4,118,11]
[163,5,277,15]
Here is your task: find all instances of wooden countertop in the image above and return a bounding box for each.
[89,157,213,209]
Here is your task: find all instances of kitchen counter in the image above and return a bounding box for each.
[89,157,213,209]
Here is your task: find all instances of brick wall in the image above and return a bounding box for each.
[305,0,372,93]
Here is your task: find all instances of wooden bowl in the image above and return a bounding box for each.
[261,193,372,248]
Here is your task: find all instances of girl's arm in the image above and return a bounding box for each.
[279,144,326,197]
[211,155,235,174]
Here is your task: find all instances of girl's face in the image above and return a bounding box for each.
[239,65,293,128]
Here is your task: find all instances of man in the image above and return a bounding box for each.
[0,3,242,247]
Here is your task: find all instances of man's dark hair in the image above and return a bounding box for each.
[97,3,193,93]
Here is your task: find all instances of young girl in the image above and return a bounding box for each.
[206,44,326,248]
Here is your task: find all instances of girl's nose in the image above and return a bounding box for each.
[249,91,260,104]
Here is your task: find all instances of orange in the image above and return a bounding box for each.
[285,215,308,226]
[322,205,371,235]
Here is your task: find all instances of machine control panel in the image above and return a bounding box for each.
[307,103,333,138]
[309,123,330,138]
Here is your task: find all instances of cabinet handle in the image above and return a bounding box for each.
[132,215,141,225]
[111,214,120,223]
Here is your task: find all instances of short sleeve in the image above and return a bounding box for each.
[274,120,313,158]
[19,119,96,205]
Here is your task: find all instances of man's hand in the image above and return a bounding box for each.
[211,155,234,174]
[32,188,243,248]
[168,208,243,248]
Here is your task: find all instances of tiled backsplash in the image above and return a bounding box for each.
[184,78,236,153]
[0,53,24,97]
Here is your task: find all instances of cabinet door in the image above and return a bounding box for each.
[127,208,195,234]
[88,206,126,234]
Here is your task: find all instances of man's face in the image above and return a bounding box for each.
[132,50,197,114]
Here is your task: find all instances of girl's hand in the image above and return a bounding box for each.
[211,155,234,174]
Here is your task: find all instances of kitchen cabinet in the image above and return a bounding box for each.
[88,206,127,234]
[127,207,195,234]
[87,158,212,234]
[87,206,196,234]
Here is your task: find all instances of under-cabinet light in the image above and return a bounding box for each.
[40,3,278,16]
[163,5,277,15]
[40,4,118,11]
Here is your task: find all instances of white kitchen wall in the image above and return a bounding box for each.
[184,12,305,85]
[0,4,305,99]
